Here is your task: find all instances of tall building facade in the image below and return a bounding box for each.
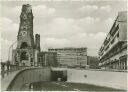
[12,4,40,66]
[48,47,87,67]
[98,11,127,70]
[37,52,58,67]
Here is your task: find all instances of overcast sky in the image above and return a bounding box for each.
[0,0,127,62]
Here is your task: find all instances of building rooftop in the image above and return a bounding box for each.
[48,47,87,50]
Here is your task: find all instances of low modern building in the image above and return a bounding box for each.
[48,47,87,67]
[98,11,127,70]
[87,56,99,69]
[37,52,58,67]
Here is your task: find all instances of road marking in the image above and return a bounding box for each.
[73,88,80,91]
[52,82,60,85]
[52,82,68,87]
[61,85,68,87]
[55,82,60,85]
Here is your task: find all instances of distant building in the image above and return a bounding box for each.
[98,11,127,70]
[48,47,87,67]
[87,56,99,69]
[37,52,58,67]
[12,4,40,66]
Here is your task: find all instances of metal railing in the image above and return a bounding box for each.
[1,62,29,78]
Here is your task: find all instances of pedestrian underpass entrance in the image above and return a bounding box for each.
[51,69,67,81]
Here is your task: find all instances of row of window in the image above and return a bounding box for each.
[99,24,120,56]
[100,32,119,57]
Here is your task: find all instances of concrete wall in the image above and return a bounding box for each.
[6,67,127,91]
[7,68,51,91]
[67,69,127,90]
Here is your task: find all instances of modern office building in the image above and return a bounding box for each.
[37,52,58,67]
[87,56,99,69]
[98,11,127,70]
[48,47,87,67]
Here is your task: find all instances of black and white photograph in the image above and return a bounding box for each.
[0,0,127,91]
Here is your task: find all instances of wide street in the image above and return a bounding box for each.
[21,81,123,91]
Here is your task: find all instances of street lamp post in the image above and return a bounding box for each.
[8,41,17,64]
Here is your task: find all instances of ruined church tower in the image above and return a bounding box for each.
[17,4,34,49]
[12,4,39,66]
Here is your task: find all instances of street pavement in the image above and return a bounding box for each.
[21,81,124,91]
